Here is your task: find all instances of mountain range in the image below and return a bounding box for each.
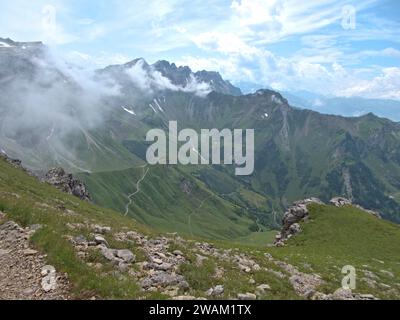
[1,38,400,244]
[236,81,400,122]
[2,153,399,300]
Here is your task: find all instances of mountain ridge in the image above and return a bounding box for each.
[99,57,242,96]
[1,38,399,239]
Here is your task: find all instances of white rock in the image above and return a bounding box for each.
[329,197,352,207]
[206,285,224,296]
[173,295,197,300]
[173,250,183,256]
[94,235,109,247]
[23,249,38,256]
[0,249,10,256]
[332,288,354,300]
[116,249,135,263]
[41,265,56,276]
[238,293,257,300]
[252,264,261,271]
[41,274,57,292]
[213,285,224,295]
[156,252,166,259]
[205,288,213,296]
[379,269,394,278]
[41,265,57,292]
[101,247,117,261]
[256,284,271,293]
[93,225,111,234]
[196,254,208,266]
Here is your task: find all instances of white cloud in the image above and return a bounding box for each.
[125,60,211,97]
[0,47,122,154]
[66,50,131,68]
[359,47,400,58]
[337,67,400,100]
[0,0,78,45]
[180,0,399,100]
[177,55,253,82]
[192,32,261,57]
[0,0,398,101]
[229,0,358,44]
[125,60,153,91]
[178,50,400,100]
[231,0,281,26]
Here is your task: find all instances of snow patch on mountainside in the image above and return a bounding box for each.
[0,41,12,48]
[121,106,136,115]
[148,103,157,113]
[153,99,164,112]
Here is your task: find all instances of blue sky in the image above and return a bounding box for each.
[0,0,399,99]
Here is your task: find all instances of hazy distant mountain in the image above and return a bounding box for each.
[233,81,400,122]
[1,38,400,241]
[282,90,400,122]
[232,81,267,94]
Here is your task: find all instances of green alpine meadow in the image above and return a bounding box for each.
[0,0,399,304]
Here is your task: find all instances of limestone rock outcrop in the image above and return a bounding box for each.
[42,168,91,201]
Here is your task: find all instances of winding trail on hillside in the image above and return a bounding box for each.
[124,166,150,216]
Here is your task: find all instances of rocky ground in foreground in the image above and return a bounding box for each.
[0,211,384,300]
[0,218,70,300]
[0,157,399,300]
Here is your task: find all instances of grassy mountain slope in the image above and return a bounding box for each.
[1,41,400,235]
[135,90,400,223]
[268,204,400,299]
[0,158,399,300]
[78,165,266,240]
[21,87,400,230]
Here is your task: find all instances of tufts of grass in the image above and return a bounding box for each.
[268,204,400,299]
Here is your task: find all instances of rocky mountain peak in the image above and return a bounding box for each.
[193,69,242,96]
[42,168,91,202]
[253,89,286,101]
[124,57,149,69]
[0,37,44,49]
[99,57,242,96]
[0,37,48,81]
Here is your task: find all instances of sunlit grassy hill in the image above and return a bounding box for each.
[1,158,399,300]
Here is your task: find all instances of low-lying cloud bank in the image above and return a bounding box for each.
[0,42,213,170]
[0,46,121,145]
[125,59,211,97]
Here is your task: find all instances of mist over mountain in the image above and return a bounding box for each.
[1,0,400,302]
[1,38,400,239]
[98,58,241,97]
[0,38,238,170]
[0,37,125,170]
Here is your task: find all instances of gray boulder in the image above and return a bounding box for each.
[140,271,189,289]
[42,167,91,201]
[237,293,257,300]
[329,197,352,207]
[100,247,118,261]
[274,198,324,245]
[116,249,135,263]
[94,235,109,247]
[206,285,224,296]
